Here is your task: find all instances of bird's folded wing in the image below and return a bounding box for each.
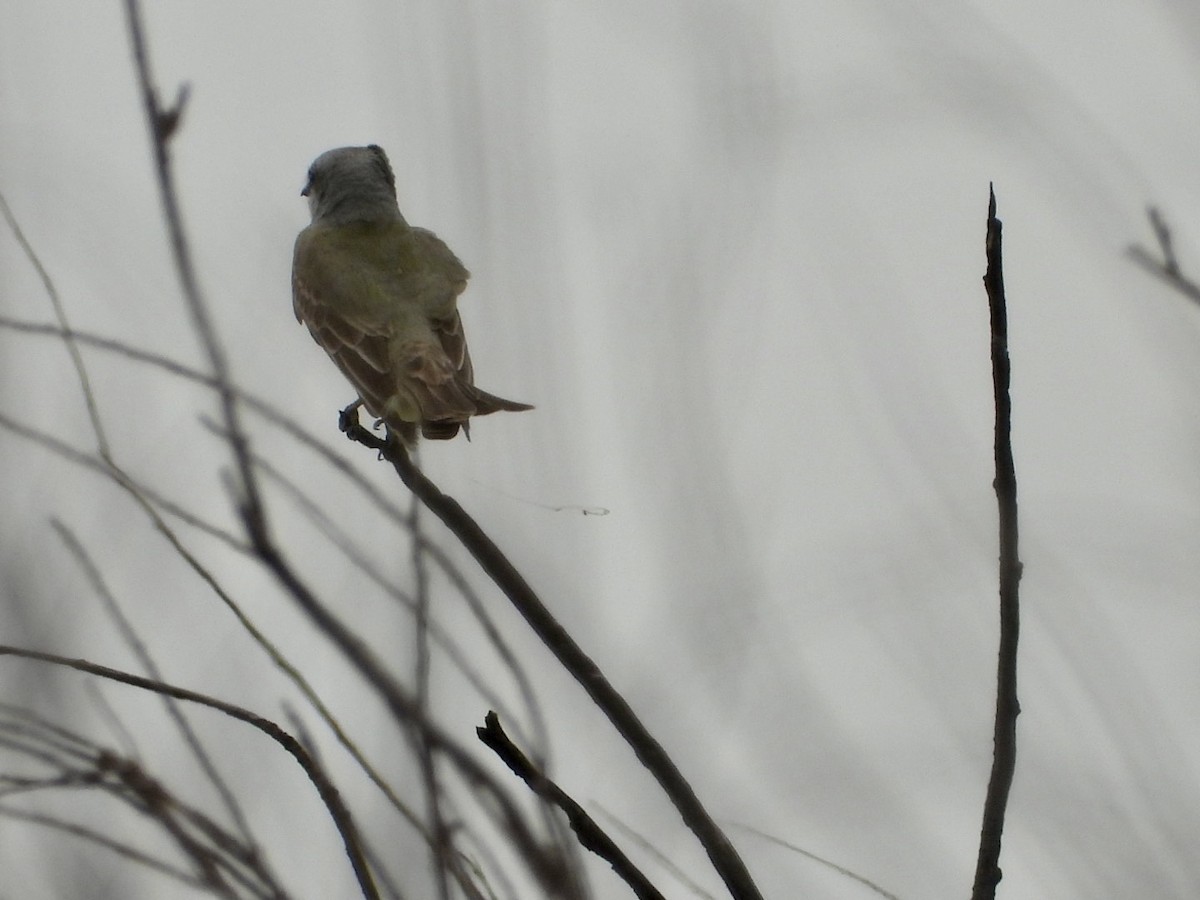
[293,276,400,416]
[432,309,474,386]
[293,227,530,436]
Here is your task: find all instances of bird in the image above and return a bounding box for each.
[292,144,532,445]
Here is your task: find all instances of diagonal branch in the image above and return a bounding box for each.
[477,712,665,900]
[339,407,763,900]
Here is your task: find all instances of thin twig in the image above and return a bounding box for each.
[0,804,207,890]
[0,191,109,453]
[52,520,260,850]
[0,395,555,893]
[595,805,718,900]
[730,823,899,900]
[341,408,763,900]
[1127,207,1200,306]
[6,719,278,896]
[478,712,666,900]
[1,185,261,852]
[971,185,1023,900]
[211,484,565,896]
[283,705,412,900]
[0,705,98,767]
[81,680,143,762]
[0,255,496,892]
[2,721,285,900]
[451,831,517,900]
[0,645,380,900]
[0,317,554,748]
[123,0,264,532]
[0,315,552,766]
[245,447,531,737]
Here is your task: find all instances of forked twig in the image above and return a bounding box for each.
[1127,206,1200,306]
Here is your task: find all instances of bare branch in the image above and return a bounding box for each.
[730,823,898,900]
[478,712,666,900]
[51,520,262,854]
[0,191,109,453]
[0,706,287,898]
[340,408,763,900]
[1127,207,1200,306]
[0,645,379,900]
[0,804,207,891]
[972,185,1023,900]
[122,0,265,540]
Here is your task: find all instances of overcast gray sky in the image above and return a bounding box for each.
[4,2,1200,898]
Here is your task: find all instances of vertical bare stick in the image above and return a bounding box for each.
[972,186,1023,900]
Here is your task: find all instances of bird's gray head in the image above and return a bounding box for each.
[301,145,404,225]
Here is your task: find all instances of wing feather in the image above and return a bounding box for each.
[292,223,530,444]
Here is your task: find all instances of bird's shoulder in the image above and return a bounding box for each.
[293,220,412,271]
[294,221,468,288]
[410,226,470,285]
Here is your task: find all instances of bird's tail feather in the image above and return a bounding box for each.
[468,386,534,416]
[371,381,532,444]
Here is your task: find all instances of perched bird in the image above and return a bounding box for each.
[292,144,532,445]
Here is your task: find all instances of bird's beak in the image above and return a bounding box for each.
[300,183,311,198]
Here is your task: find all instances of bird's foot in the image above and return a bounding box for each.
[338,399,363,434]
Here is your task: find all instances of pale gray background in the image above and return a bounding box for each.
[3,1,1200,898]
